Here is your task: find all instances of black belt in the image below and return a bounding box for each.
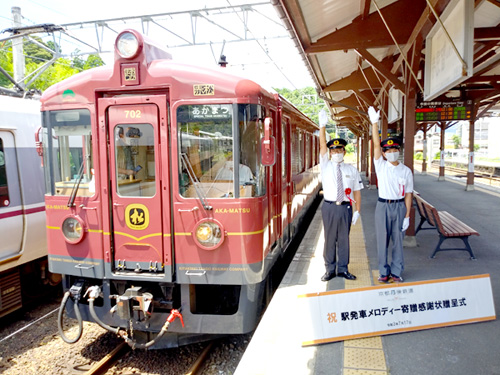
[324,200,351,205]
[378,198,404,203]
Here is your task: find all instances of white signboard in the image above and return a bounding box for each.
[300,274,495,346]
[424,0,474,101]
[388,87,403,124]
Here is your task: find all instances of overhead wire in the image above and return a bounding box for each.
[226,0,298,89]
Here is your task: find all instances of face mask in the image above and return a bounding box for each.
[385,151,399,162]
[331,153,344,163]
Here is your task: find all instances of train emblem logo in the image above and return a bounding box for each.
[125,204,149,230]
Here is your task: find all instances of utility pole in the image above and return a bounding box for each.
[11,7,25,89]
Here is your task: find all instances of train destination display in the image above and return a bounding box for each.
[416,100,473,122]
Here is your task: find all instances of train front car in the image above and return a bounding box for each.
[42,29,315,348]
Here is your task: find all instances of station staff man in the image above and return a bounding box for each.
[319,109,363,282]
[369,106,413,283]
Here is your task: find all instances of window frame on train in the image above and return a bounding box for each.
[177,103,266,199]
[42,109,93,197]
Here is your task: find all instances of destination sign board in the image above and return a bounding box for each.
[416,100,473,122]
[189,104,232,120]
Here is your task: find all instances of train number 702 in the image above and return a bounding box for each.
[124,110,141,119]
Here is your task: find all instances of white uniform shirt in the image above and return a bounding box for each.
[374,157,413,199]
[320,153,363,202]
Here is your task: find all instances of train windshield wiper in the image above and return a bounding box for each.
[180,153,212,211]
[67,160,86,207]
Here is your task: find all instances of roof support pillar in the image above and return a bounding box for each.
[403,87,417,244]
[466,119,476,191]
[421,128,428,175]
[369,136,377,187]
[362,131,369,177]
[439,122,446,181]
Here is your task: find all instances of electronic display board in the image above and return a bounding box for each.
[415,100,473,122]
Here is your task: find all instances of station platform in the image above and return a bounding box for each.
[235,171,500,375]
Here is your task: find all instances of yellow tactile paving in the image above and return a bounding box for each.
[343,218,389,374]
[345,336,383,349]
[344,347,388,370]
[344,369,389,375]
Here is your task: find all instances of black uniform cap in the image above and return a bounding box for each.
[381,137,402,151]
[327,138,347,149]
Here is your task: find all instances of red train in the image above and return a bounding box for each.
[42,30,320,348]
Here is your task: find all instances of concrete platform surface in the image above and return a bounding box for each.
[235,171,500,375]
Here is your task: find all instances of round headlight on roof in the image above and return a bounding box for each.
[116,31,140,59]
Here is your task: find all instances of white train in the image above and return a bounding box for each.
[0,95,57,318]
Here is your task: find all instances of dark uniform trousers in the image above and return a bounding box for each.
[321,201,353,274]
[375,200,406,277]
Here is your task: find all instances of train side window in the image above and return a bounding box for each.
[238,104,265,197]
[0,138,9,207]
[281,120,287,179]
[42,109,93,197]
[304,133,311,169]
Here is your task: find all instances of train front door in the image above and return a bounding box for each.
[101,96,173,280]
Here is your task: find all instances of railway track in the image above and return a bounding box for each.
[83,342,130,375]
[81,339,215,375]
[415,161,500,187]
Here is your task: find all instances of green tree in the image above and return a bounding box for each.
[0,41,14,87]
[26,57,80,91]
[451,134,461,149]
[0,38,105,92]
[83,54,104,70]
[275,87,326,125]
[24,36,53,64]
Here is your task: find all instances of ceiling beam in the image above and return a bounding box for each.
[353,89,376,107]
[324,67,382,91]
[474,27,500,41]
[361,0,372,19]
[354,48,405,92]
[328,94,361,109]
[306,0,427,53]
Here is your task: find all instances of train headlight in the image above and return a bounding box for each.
[61,215,85,244]
[116,31,140,59]
[193,220,224,250]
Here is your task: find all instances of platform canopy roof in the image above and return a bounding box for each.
[272,0,500,136]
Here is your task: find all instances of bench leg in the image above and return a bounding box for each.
[416,218,426,234]
[461,236,477,260]
[430,235,445,259]
[430,235,476,260]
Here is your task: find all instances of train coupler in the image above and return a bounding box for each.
[109,286,153,321]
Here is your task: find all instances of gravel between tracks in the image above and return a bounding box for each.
[0,301,252,375]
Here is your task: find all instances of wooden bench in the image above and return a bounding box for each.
[413,191,435,234]
[413,194,479,259]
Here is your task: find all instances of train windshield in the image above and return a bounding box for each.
[177,104,265,198]
[42,109,93,197]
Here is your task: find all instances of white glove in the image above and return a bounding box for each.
[368,106,380,124]
[402,217,410,231]
[352,211,360,225]
[319,109,328,128]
